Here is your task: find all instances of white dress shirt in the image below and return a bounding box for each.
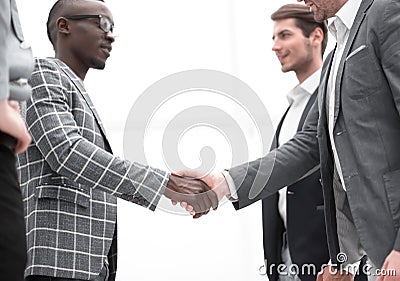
[327,0,362,190]
[327,0,365,274]
[278,69,321,228]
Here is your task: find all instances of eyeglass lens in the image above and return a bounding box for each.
[100,16,113,33]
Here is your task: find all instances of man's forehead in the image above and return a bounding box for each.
[273,18,299,32]
[62,0,111,16]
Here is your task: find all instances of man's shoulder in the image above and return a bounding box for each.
[371,0,395,9]
[30,57,73,85]
[31,57,65,82]
[33,57,60,71]
[364,0,400,43]
[368,0,399,18]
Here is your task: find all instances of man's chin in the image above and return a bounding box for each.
[94,64,106,70]
[91,58,107,70]
[281,66,291,73]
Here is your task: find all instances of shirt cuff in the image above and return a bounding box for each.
[222,170,238,201]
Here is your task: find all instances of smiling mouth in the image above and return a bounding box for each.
[276,53,288,63]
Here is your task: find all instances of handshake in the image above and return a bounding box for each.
[164,171,231,218]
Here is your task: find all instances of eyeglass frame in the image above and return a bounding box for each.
[63,14,114,34]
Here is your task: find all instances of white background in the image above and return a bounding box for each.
[16,1,335,280]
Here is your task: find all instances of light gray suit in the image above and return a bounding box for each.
[0,0,33,101]
[229,0,400,268]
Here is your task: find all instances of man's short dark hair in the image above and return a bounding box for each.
[46,0,105,47]
[271,4,328,56]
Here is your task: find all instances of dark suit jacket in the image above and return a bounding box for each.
[262,91,329,281]
[230,0,400,268]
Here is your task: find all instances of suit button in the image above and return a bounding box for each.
[336,131,343,136]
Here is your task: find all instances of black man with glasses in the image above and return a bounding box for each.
[20,1,218,280]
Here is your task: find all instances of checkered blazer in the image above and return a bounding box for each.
[17,58,169,280]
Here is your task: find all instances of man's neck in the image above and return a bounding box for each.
[296,61,322,84]
[55,53,88,81]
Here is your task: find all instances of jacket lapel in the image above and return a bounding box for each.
[319,50,335,123]
[271,107,290,149]
[52,59,112,152]
[272,87,318,150]
[53,59,108,135]
[297,89,318,132]
[333,0,374,125]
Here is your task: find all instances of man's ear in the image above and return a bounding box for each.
[57,17,71,36]
[310,27,324,47]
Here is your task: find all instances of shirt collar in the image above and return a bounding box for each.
[286,69,321,104]
[328,0,363,38]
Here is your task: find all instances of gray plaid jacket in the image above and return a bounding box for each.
[17,58,169,280]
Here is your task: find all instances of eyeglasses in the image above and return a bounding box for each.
[64,14,114,34]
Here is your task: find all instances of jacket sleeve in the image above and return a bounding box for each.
[0,1,10,101]
[379,0,400,120]
[27,58,169,211]
[230,97,320,209]
[377,0,400,251]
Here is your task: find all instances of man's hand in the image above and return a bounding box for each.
[0,99,31,154]
[317,265,354,281]
[170,171,233,218]
[164,174,218,218]
[178,171,231,201]
[376,250,400,281]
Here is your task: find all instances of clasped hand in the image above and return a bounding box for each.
[165,171,230,218]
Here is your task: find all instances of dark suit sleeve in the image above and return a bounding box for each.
[229,96,320,209]
[378,0,400,251]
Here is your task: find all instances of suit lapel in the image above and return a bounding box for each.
[52,59,113,152]
[272,87,318,150]
[297,89,318,132]
[53,59,109,137]
[333,0,374,125]
[271,107,290,149]
[319,50,335,123]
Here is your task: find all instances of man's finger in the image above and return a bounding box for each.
[195,193,210,215]
[207,190,218,210]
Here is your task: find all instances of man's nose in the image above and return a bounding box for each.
[106,31,115,43]
[272,40,281,52]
